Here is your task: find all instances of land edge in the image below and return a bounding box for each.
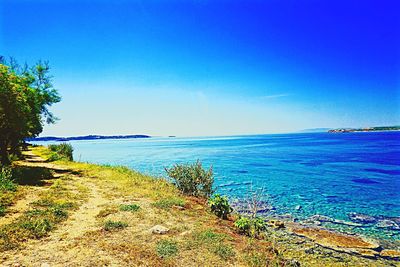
[1,146,399,266]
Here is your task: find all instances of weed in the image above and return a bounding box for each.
[0,167,16,192]
[103,220,128,231]
[120,203,140,212]
[156,239,178,258]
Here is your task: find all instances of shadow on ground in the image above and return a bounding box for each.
[12,166,81,186]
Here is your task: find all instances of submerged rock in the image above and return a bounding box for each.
[306,214,333,223]
[289,226,380,257]
[305,214,362,227]
[376,220,400,230]
[348,212,377,224]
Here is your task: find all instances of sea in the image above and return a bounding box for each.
[33,132,400,242]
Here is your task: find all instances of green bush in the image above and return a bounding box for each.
[0,167,16,192]
[103,220,128,231]
[209,194,232,219]
[119,204,140,212]
[156,239,178,258]
[48,143,73,161]
[165,160,214,198]
[234,216,267,237]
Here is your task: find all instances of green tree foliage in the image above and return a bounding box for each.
[0,57,60,165]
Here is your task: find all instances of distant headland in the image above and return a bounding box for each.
[27,134,151,142]
[328,126,400,133]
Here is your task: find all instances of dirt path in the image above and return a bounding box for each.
[0,188,42,227]
[1,152,118,266]
[2,180,111,266]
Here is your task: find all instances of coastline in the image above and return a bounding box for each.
[1,146,399,266]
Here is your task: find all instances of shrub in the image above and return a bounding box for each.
[120,204,140,212]
[156,239,178,258]
[209,194,232,219]
[0,167,16,192]
[153,197,185,209]
[48,143,73,161]
[234,217,251,234]
[234,216,266,238]
[103,220,128,231]
[165,160,214,198]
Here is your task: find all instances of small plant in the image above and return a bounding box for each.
[20,218,54,238]
[120,203,140,212]
[234,217,251,234]
[209,194,232,219]
[234,216,266,237]
[96,207,118,218]
[165,160,214,198]
[156,239,178,258]
[48,143,74,161]
[103,220,128,231]
[0,167,16,192]
[153,197,185,209]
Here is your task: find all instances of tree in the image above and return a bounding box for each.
[0,58,60,165]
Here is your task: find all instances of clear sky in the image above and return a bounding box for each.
[1,0,399,137]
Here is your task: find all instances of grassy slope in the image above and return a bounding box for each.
[0,146,397,266]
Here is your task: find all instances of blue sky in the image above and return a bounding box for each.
[1,0,399,136]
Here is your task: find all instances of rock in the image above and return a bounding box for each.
[376,219,400,230]
[380,249,400,260]
[172,205,185,210]
[290,226,380,256]
[150,225,169,234]
[348,212,376,224]
[308,214,333,223]
[355,249,380,258]
[269,220,285,229]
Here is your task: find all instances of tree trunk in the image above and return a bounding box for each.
[0,141,10,166]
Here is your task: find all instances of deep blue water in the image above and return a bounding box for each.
[34,132,400,241]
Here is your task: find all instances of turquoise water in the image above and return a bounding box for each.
[34,132,400,241]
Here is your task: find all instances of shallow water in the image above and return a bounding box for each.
[34,132,400,241]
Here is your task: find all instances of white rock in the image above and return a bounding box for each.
[150,225,169,234]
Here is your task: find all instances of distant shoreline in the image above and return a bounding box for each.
[26,134,151,142]
[328,126,400,133]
